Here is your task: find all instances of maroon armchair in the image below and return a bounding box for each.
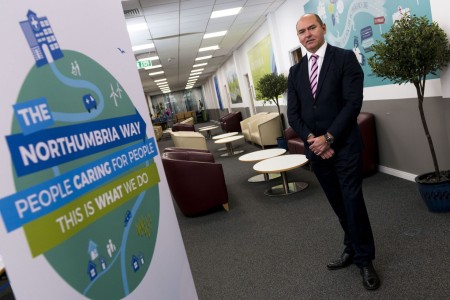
[171,123,195,132]
[284,112,378,176]
[220,111,243,132]
[284,127,305,155]
[161,151,229,217]
[163,147,209,153]
[357,112,378,176]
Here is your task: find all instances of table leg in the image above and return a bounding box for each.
[248,173,281,183]
[220,142,244,157]
[264,171,308,196]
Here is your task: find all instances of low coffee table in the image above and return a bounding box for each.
[253,154,309,196]
[214,135,245,157]
[198,125,219,139]
[213,132,238,151]
[239,148,286,182]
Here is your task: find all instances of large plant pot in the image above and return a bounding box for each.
[415,171,450,212]
[276,137,287,150]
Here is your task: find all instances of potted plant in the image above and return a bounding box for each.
[255,73,288,148]
[368,14,450,212]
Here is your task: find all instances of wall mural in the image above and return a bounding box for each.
[303,0,434,87]
[226,66,243,104]
[247,35,277,98]
[214,76,224,110]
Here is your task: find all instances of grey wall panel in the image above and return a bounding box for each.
[362,97,450,176]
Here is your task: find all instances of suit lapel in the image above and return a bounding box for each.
[300,56,314,101]
[314,45,334,103]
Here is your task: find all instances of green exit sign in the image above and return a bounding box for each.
[136,59,152,69]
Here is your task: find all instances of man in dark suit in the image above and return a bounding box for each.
[287,13,380,290]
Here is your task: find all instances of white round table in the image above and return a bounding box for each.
[253,154,309,196]
[198,125,219,139]
[239,148,286,182]
[214,135,245,157]
[212,132,238,140]
[213,132,238,151]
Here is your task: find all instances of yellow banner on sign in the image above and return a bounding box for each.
[23,163,160,257]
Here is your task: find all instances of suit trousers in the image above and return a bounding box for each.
[310,150,375,267]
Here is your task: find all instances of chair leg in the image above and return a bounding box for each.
[222,203,229,211]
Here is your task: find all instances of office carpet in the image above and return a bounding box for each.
[3,123,447,299]
[158,122,450,300]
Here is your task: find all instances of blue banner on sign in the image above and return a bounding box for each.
[0,138,158,232]
[6,111,146,177]
[13,97,54,135]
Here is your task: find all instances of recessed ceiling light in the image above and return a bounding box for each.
[193,63,208,67]
[127,23,148,32]
[189,75,200,79]
[138,56,159,61]
[144,64,162,70]
[199,45,219,52]
[204,31,227,39]
[132,43,154,52]
[156,82,169,86]
[211,7,242,18]
[154,78,167,83]
[149,71,164,76]
[195,55,212,61]
[191,68,204,73]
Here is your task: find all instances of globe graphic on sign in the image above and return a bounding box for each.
[11,50,160,299]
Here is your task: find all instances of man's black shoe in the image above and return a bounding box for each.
[360,262,380,290]
[326,252,353,270]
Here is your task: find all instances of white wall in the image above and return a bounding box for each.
[211,0,450,104]
[204,0,450,178]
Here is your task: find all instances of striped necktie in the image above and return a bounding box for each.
[310,54,318,98]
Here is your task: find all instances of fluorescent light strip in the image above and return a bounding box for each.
[149,71,164,76]
[193,63,207,68]
[154,78,167,83]
[195,55,212,61]
[204,31,227,39]
[199,45,219,52]
[191,68,204,73]
[144,64,162,70]
[138,56,159,61]
[211,7,242,18]
[127,23,147,32]
[132,43,154,52]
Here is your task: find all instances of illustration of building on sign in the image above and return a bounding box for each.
[99,257,107,271]
[87,261,98,281]
[131,255,140,272]
[88,240,99,261]
[20,10,63,67]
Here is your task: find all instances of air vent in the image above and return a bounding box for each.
[124,8,142,18]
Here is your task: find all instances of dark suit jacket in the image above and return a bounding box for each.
[287,44,364,160]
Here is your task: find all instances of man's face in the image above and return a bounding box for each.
[296,14,326,53]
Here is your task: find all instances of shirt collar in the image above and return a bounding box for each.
[307,42,327,60]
